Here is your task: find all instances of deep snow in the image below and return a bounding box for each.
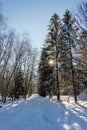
[0,94,87,130]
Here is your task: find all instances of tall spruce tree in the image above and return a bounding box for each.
[58,28,72,94]
[62,9,78,102]
[39,13,61,100]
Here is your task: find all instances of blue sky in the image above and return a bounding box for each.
[0,0,81,49]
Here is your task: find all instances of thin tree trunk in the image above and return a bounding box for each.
[68,33,77,103]
[56,44,60,100]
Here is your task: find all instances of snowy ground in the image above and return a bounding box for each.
[0,94,87,130]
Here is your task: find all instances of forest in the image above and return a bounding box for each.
[0,1,87,104]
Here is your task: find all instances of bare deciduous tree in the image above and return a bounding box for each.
[76,1,87,31]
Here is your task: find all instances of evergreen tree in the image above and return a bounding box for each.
[77,31,87,91]
[14,67,24,99]
[61,9,78,102]
[38,46,55,97]
[39,13,61,100]
[58,29,73,94]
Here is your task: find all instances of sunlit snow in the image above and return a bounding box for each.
[0,94,87,130]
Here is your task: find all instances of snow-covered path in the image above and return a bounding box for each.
[0,94,87,130]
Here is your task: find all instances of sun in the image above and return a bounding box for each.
[48,59,54,66]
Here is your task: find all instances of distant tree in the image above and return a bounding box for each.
[14,67,24,99]
[27,48,39,96]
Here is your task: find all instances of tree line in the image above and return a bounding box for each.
[38,1,87,102]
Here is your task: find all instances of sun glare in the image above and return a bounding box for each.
[48,59,54,66]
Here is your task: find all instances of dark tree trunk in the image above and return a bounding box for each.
[56,43,60,101]
[68,33,77,103]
